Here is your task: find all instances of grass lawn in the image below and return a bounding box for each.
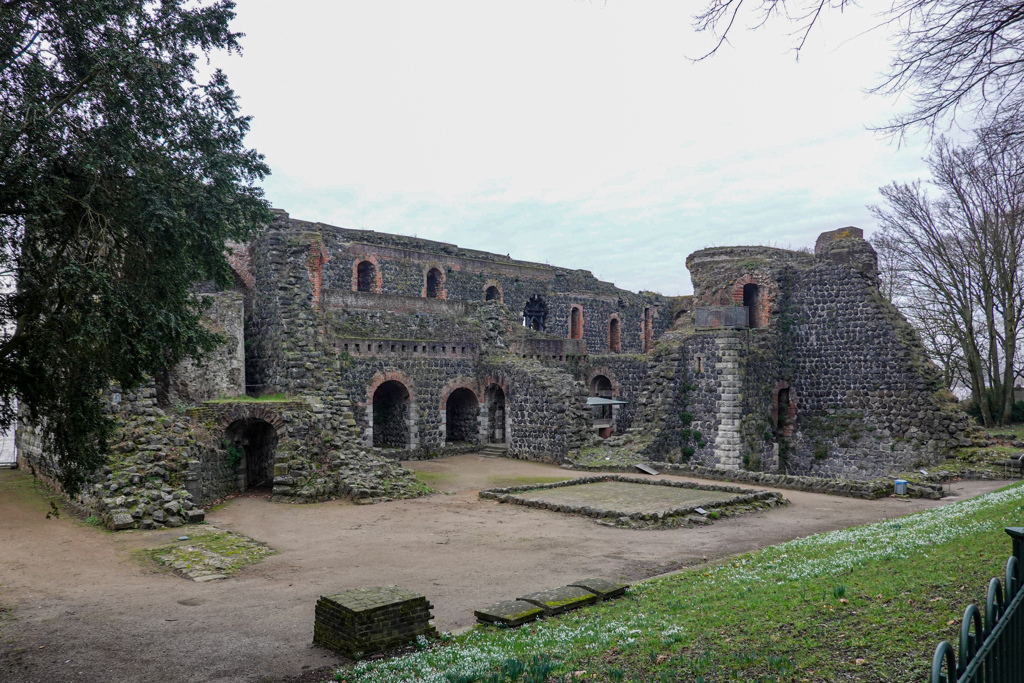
[338,482,1024,683]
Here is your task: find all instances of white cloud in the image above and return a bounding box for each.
[220,0,947,294]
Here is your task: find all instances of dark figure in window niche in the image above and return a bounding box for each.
[522,294,548,332]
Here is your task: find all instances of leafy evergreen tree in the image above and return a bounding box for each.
[0,0,271,493]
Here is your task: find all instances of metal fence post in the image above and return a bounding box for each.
[1006,527,1024,579]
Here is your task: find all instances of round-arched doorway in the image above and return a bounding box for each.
[445,388,479,443]
[373,380,411,448]
[485,385,506,444]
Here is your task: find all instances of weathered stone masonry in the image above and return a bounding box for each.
[17,216,972,529]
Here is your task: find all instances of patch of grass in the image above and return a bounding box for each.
[413,471,455,489]
[340,482,1024,683]
[0,469,62,516]
[142,528,274,578]
[485,475,572,487]
[983,424,1024,440]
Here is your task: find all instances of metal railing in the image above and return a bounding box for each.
[929,527,1024,682]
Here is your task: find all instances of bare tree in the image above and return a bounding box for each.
[870,121,1024,425]
[693,1,1024,134]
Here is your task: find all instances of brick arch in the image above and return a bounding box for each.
[481,373,511,400]
[568,304,584,340]
[217,405,288,441]
[352,255,382,293]
[729,274,758,304]
[438,378,481,410]
[483,280,503,302]
[587,367,620,396]
[731,274,769,328]
[422,264,447,299]
[607,313,621,352]
[365,370,416,406]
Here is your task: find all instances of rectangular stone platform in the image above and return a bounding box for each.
[313,586,437,658]
[518,585,597,615]
[569,577,628,600]
[473,599,545,627]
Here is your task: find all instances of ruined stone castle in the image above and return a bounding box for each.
[17,211,971,529]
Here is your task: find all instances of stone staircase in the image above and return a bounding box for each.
[477,443,509,458]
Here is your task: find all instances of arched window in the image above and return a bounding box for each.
[743,283,759,328]
[608,316,621,352]
[426,268,443,298]
[485,285,500,301]
[356,260,376,293]
[523,295,548,332]
[569,306,583,340]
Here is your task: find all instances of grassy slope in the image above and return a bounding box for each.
[340,483,1024,683]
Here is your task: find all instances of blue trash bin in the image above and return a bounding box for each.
[894,479,908,495]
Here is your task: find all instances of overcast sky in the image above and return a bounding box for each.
[219,1,942,295]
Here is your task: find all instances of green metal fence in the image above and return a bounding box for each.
[929,527,1024,682]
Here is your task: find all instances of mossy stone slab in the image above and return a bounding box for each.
[518,586,597,615]
[474,600,544,627]
[569,577,629,600]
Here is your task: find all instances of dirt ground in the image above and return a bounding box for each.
[0,455,1011,683]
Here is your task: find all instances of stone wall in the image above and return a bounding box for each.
[166,291,246,404]
[576,355,649,433]
[275,211,672,356]
[480,358,592,462]
[782,233,970,477]
[667,230,968,477]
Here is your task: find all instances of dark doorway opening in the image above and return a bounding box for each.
[373,380,410,448]
[609,317,621,352]
[485,286,500,301]
[445,388,479,443]
[224,418,278,491]
[743,283,759,328]
[523,295,548,332]
[426,268,442,298]
[357,261,376,292]
[486,385,506,444]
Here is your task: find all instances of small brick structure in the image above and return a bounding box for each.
[313,586,437,658]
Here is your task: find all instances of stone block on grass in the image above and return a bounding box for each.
[474,600,544,627]
[313,586,437,659]
[518,585,597,616]
[569,578,629,600]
